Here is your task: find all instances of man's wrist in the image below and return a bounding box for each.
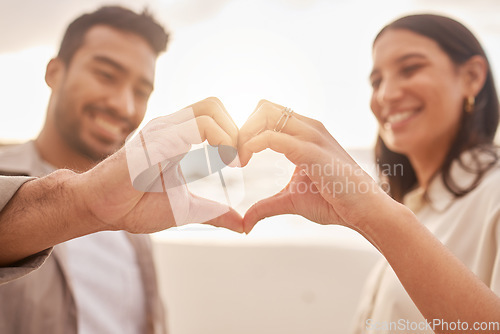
[0,169,105,266]
[63,169,108,235]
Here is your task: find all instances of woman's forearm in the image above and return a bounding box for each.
[358,194,500,333]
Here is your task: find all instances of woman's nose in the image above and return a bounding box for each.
[376,77,403,106]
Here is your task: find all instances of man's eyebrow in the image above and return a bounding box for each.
[92,55,154,91]
[93,55,126,73]
[369,53,428,80]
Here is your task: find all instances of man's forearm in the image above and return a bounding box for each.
[0,169,103,266]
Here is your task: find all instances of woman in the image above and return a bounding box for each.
[238,14,500,334]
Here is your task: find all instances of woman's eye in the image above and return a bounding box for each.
[371,78,381,89]
[401,64,422,76]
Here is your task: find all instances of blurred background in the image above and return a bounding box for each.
[1,0,500,332]
[2,0,500,146]
[1,0,499,233]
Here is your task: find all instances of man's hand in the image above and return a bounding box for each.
[0,97,243,266]
[84,97,243,233]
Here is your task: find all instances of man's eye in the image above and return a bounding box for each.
[135,89,150,100]
[96,70,115,81]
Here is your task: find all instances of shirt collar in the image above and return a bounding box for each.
[403,149,498,213]
[0,140,56,177]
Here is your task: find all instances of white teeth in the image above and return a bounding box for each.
[386,111,415,125]
[95,116,121,135]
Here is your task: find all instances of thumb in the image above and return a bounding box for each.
[243,190,296,234]
[185,194,244,233]
[203,205,244,233]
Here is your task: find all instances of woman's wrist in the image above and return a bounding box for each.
[347,189,416,253]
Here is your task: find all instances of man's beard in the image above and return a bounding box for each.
[54,102,127,163]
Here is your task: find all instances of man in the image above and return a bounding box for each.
[0,6,171,334]
[0,6,245,332]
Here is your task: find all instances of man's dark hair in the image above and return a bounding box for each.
[57,6,169,64]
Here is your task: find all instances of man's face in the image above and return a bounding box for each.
[49,25,157,161]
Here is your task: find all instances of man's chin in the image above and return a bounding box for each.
[76,140,124,163]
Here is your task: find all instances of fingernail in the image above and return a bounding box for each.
[218,145,239,167]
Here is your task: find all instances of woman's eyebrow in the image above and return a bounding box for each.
[395,53,427,63]
[369,53,427,80]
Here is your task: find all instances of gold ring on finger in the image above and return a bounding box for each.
[273,107,294,133]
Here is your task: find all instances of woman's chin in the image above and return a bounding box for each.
[381,135,419,157]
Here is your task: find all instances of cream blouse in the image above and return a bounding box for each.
[352,151,500,334]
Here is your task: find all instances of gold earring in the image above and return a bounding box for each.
[464,96,475,113]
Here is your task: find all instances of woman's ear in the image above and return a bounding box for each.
[45,58,65,89]
[461,55,488,97]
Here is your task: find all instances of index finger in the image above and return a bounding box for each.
[186,97,239,148]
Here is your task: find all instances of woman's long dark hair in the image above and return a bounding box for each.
[374,14,500,202]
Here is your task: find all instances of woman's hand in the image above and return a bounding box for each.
[240,100,500,332]
[238,99,388,234]
[244,165,344,227]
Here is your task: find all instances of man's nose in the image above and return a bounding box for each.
[108,86,135,118]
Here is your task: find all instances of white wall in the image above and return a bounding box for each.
[153,227,381,334]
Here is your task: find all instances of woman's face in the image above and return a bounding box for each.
[370,29,466,157]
